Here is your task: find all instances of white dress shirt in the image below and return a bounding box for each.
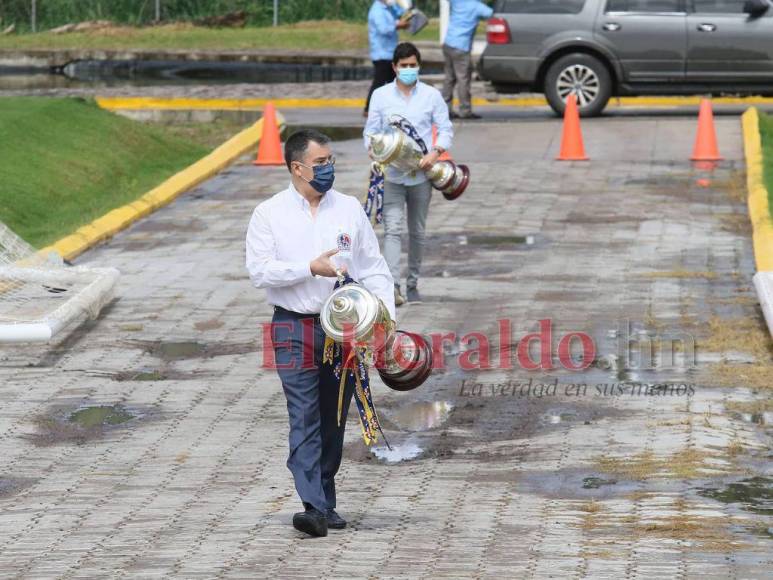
[246,183,396,321]
[363,80,454,186]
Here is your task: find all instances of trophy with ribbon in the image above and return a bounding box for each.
[367,115,470,201]
[320,272,433,446]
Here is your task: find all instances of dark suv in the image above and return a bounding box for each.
[479,0,773,115]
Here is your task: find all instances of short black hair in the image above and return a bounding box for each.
[284,129,331,170]
[393,42,422,66]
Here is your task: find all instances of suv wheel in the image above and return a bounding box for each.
[544,53,612,117]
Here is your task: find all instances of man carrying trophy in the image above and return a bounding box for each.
[246,129,395,538]
[364,42,454,306]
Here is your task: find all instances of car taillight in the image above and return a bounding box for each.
[486,18,511,44]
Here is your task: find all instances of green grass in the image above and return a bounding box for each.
[0,97,208,248]
[759,112,773,221]
[161,119,253,150]
[0,20,441,52]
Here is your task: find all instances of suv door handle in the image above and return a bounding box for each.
[602,22,621,31]
[697,23,717,32]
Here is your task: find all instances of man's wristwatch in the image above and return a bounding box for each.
[431,146,445,154]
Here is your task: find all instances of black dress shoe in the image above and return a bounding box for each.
[326,509,347,529]
[459,112,482,120]
[292,507,328,537]
[449,111,460,119]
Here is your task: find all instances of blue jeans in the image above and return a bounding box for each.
[271,309,355,511]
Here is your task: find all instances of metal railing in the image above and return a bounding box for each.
[7,0,441,34]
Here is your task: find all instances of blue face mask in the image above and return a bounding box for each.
[299,162,335,193]
[397,67,419,86]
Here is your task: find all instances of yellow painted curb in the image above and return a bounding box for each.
[97,95,773,112]
[39,116,277,262]
[741,108,773,272]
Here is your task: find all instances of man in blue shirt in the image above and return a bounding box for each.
[366,0,408,116]
[442,0,493,119]
[364,43,453,305]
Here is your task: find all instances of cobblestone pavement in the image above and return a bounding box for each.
[1,116,771,578]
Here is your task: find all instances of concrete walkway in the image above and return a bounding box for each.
[0,116,770,578]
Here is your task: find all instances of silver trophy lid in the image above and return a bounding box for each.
[320,283,384,343]
[367,128,402,164]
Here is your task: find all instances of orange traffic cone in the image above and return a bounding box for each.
[691,98,722,162]
[556,94,588,161]
[253,102,284,166]
[432,125,452,161]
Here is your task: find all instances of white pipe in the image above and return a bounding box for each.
[0,323,52,343]
[754,271,773,339]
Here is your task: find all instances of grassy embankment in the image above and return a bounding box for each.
[0,97,209,247]
[0,20,441,51]
[758,112,773,221]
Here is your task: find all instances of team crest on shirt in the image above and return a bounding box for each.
[337,232,352,252]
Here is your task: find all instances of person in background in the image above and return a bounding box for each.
[366,0,409,117]
[364,42,453,306]
[442,0,493,119]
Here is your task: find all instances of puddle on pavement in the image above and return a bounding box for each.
[750,524,773,539]
[541,408,579,425]
[112,368,216,381]
[68,406,134,429]
[466,234,531,246]
[562,212,645,225]
[154,341,207,359]
[129,339,259,361]
[448,233,536,248]
[697,477,773,515]
[732,412,773,426]
[0,477,37,499]
[30,404,137,446]
[370,442,423,464]
[383,401,453,432]
[515,468,644,500]
[583,476,618,489]
[115,369,168,381]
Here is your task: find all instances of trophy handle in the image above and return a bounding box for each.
[335,268,346,285]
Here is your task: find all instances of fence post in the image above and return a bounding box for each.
[273,0,279,26]
[155,0,161,22]
[31,0,37,32]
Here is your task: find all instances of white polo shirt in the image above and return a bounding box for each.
[245,183,396,320]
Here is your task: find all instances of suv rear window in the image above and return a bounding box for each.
[691,0,748,12]
[606,0,683,11]
[498,0,586,13]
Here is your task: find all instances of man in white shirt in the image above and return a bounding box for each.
[364,42,453,306]
[245,129,395,538]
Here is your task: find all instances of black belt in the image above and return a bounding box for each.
[273,305,321,319]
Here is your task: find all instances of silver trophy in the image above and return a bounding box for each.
[367,120,470,200]
[320,275,433,391]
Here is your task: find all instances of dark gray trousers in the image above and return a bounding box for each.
[271,309,355,511]
[441,44,473,116]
